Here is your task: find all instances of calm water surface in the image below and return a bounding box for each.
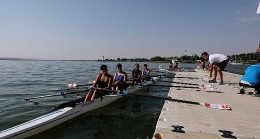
[0,60,248,139]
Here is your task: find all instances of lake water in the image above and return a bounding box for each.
[0,60,249,139]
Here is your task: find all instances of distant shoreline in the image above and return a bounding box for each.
[0,58,98,61]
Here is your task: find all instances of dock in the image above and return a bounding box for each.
[153,69,260,139]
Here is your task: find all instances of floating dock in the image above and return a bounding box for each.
[153,69,260,139]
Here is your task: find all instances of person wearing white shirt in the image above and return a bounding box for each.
[201,52,229,85]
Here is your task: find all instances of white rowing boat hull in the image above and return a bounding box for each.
[0,95,122,139]
[165,70,176,78]
[0,81,155,139]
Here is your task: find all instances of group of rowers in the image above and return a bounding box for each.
[84,63,151,102]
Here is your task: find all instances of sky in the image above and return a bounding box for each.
[0,0,260,60]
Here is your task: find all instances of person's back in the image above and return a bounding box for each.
[209,54,228,64]
[240,64,260,87]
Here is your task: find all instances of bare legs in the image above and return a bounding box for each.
[217,68,223,83]
[84,90,97,102]
[212,66,224,83]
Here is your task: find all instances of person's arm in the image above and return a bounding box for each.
[93,74,100,88]
[131,70,134,79]
[209,63,213,78]
[141,69,145,77]
[107,76,113,89]
[113,73,116,83]
[123,73,127,83]
[138,71,142,79]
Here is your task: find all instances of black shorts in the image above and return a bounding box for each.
[216,59,229,69]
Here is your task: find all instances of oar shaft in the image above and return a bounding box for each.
[129,93,231,110]
[129,93,200,105]
[147,84,199,89]
[174,77,199,79]
[159,80,199,86]
[24,89,89,101]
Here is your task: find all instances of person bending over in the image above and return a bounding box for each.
[201,52,229,85]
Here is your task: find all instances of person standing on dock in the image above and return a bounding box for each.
[112,63,128,90]
[201,52,229,85]
[84,65,113,101]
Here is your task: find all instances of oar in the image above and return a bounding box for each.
[147,84,199,89]
[24,89,90,101]
[129,93,231,110]
[174,77,200,79]
[91,87,128,95]
[85,88,230,110]
[49,82,93,92]
[145,84,218,92]
[67,82,93,88]
[159,80,218,88]
[159,80,200,86]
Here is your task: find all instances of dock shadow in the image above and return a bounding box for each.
[218,130,237,138]
[205,90,224,93]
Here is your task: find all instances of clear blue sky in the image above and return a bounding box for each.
[0,0,260,60]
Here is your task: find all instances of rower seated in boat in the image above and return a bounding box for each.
[168,62,179,71]
[84,65,113,102]
[131,63,142,85]
[168,62,174,71]
[112,63,128,90]
[142,64,150,81]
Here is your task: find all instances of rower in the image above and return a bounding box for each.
[84,65,113,102]
[168,62,174,71]
[112,63,128,90]
[142,64,150,81]
[131,63,142,85]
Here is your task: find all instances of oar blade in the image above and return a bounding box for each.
[199,84,218,92]
[67,83,77,88]
[202,103,231,110]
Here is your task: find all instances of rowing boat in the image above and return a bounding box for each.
[0,79,158,139]
[165,70,176,78]
[158,65,176,78]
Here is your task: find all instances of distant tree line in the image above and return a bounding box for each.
[228,52,259,64]
[100,52,259,64]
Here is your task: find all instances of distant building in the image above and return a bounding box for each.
[256,44,260,54]
[256,43,260,63]
[102,55,104,61]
